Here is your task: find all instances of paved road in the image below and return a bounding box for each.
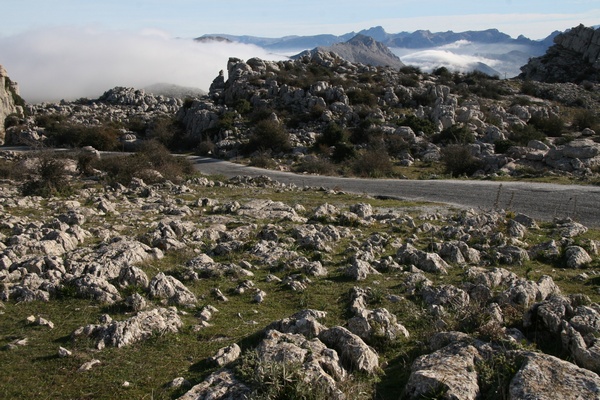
[191,157,600,228]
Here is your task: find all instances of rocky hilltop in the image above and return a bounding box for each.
[0,65,24,145]
[520,24,600,83]
[293,34,405,69]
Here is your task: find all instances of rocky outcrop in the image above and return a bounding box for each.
[520,24,600,83]
[72,307,183,350]
[0,65,23,145]
[294,34,405,69]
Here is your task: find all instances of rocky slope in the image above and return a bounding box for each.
[182,48,600,181]
[0,149,599,399]
[520,24,600,83]
[0,65,24,145]
[293,34,405,69]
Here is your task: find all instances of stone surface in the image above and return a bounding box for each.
[509,351,600,399]
[72,307,183,350]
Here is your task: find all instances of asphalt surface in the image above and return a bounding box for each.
[190,157,600,228]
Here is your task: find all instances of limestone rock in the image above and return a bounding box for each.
[78,359,101,372]
[177,369,250,400]
[0,65,22,145]
[148,272,197,306]
[565,246,593,268]
[266,309,328,339]
[404,342,481,400]
[73,307,182,350]
[396,243,449,274]
[509,351,600,399]
[345,259,381,281]
[319,326,379,374]
[210,344,241,367]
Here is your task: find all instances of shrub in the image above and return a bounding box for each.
[236,350,335,400]
[398,114,436,136]
[432,125,475,145]
[244,120,291,155]
[195,139,216,156]
[572,109,598,131]
[347,88,377,106]
[93,140,194,185]
[441,144,482,176]
[350,145,394,178]
[295,155,336,175]
[521,80,538,96]
[494,139,516,154]
[316,122,349,147]
[22,153,74,197]
[249,151,277,169]
[509,124,546,145]
[0,158,24,180]
[44,123,121,151]
[476,352,524,400]
[146,116,186,150]
[331,142,356,163]
[528,114,564,137]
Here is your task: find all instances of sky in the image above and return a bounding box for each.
[1,1,599,102]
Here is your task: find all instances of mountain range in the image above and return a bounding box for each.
[198,26,561,78]
[199,26,557,52]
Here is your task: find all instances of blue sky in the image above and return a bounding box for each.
[3,0,600,39]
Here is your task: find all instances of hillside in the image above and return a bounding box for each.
[2,23,600,399]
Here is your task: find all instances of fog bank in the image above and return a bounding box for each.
[0,27,285,103]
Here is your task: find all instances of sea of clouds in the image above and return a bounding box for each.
[0,27,286,103]
[393,40,541,78]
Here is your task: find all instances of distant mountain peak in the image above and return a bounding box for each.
[294,34,404,68]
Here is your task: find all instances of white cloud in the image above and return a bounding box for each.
[398,49,499,73]
[0,27,286,103]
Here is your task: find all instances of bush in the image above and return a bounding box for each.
[347,88,378,106]
[316,122,349,147]
[494,139,516,154]
[22,153,74,197]
[398,114,436,136]
[572,109,598,131]
[45,123,122,151]
[528,114,564,137]
[432,125,475,145]
[244,120,291,155]
[93,140,194,185]
[249,151,277,169]
[146,116,186,150]
[350,146,394,178]
[509,124,546,145]
[0,158,24,180]
[441,145,482,176]
[195,139,216,156]
[331,142,356,163]
[295,155,336,175]
[236,350,334,400]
